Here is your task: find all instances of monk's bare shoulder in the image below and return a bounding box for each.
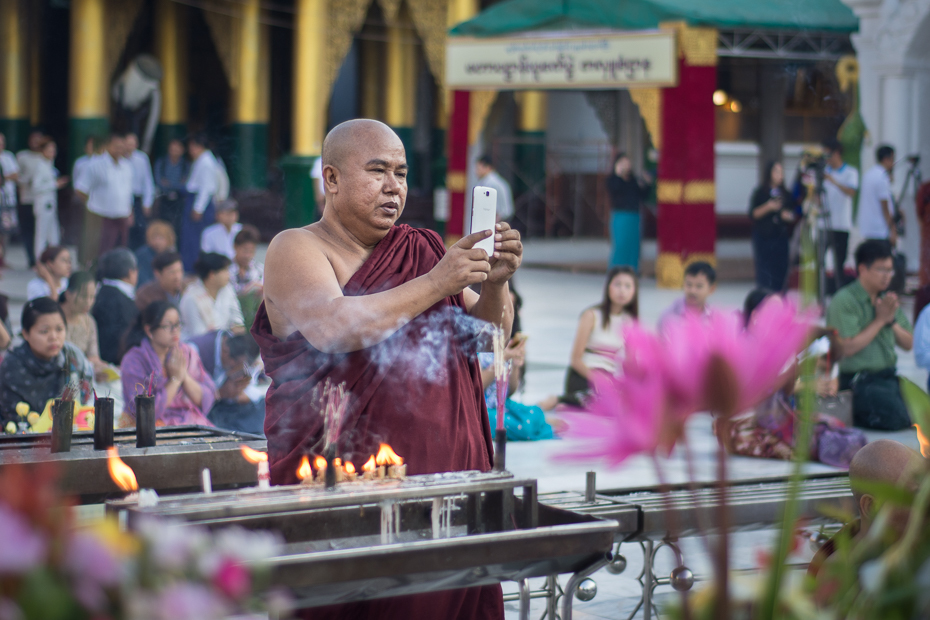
[264,227,340,337]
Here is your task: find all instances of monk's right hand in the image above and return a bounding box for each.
[427,230,493,297]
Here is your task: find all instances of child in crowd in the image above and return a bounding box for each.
[31,138,67,257]
[200,199,242,260]
[27,245,72,301]
[230,225,263,294]
[544,266,639,409]
[230,225,264,330]
[478,286,554,440]
[59,271,110,379]
[134,220,177,288]
[120,301,214,427]
[179,252,245,340]
[0,297,93,427]
[658,261,717,332]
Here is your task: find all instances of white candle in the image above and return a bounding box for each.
[201,468,213,494]
[257,461,270,490]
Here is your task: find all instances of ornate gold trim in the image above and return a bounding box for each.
[656,251,717,288]
[469,90,498,145]
[683,181,715,203]
[446,171,467,192]
[377,0,402,25]
[656,180,683,204]
[628,87,662,150]
[660,20,717,67]
[408,0,450,86]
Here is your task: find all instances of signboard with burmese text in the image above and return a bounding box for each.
[445,31,677,90]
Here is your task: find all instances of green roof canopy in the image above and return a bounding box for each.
[449,0,858,37]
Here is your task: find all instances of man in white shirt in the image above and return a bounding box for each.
[822,138,860,283]
[125,133,155,250]
[74,133,135,260]
[182,133,219,273]
[200,199,242,259]
[16,130,45,267]
[858,144,898,245]
[475,155,515,222]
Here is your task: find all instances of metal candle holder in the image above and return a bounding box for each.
[93,397,115,450]
[50,399,74,453]
[135,396,156,448]
[493,429,506,472]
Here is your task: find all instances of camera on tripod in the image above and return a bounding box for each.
[799,149,827,196]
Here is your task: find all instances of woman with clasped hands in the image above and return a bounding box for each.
[120,300,215,427]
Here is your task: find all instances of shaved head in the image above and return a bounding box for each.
[322,119,403,170]
[850,439,924,528]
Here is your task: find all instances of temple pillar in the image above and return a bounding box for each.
[154,0,188,158]
[0,0,30,152]
[514,91,547,222]
[444,0,479,242]
[654,22,718,288]
[69,0,109,167]
[385,12,419,188]
[229,0,269,189]
[283,0,327,227]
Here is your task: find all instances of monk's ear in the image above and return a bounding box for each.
[323,164,338,195]
[860,494,874,520]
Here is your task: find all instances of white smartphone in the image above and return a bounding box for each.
[470,185,498,256]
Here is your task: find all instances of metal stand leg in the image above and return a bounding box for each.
[643,540,655,620]
[561,554,611,620]
[545,574,560,620]
[518,578,530,620]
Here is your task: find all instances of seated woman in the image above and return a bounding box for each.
[134,219,176,288]
[721,289,865,468]
[179,252,245,340]
[26,245,72,301]
[59,271,110,379]
[0,297,93,427]
[120,300,215,427]
[544,266,638,408]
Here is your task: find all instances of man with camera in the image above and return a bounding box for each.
[858,145,900,245]
[822,139,859,283]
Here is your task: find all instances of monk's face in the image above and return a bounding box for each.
[328,128,408,238]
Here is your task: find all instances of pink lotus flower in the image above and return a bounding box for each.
[559,296,815,465]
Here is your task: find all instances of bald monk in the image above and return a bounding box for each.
[252,119,520,618]
[809,439,925,583]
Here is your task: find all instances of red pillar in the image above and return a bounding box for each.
[655,25,718,288]
[445,90,470,242]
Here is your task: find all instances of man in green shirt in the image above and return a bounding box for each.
[826,240,913,430]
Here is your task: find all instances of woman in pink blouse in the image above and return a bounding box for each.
[120,300,215,427]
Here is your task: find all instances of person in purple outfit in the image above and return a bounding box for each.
[119,300,215,427]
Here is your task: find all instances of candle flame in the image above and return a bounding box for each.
[107,448,138,491]
[344,461,356,475]
[915,425,930,458]
[296,455,312,481]
[240,445,268,463]
[334,457,342,467]
[375,443,403,466]
[314,456,327,471]
[362,455,377,473]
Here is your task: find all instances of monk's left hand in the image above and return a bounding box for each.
[486,222,522,285]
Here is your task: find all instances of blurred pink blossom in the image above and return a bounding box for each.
[156,583,229,620]
[212,558,251,600]
[64,530,122,612]
[558,296,815,465]
[0,503,46,574]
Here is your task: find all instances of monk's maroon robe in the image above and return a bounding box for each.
[252,224,503,619]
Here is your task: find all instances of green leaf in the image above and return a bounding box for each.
[899,377,930,440]
[16,569,88,620]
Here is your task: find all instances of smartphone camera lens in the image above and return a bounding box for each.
[485,191,489,196]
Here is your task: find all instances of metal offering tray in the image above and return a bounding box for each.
[107,470,617,617]
[0,425,265,503]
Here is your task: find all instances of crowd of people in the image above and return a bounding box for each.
[0,130,266,437]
